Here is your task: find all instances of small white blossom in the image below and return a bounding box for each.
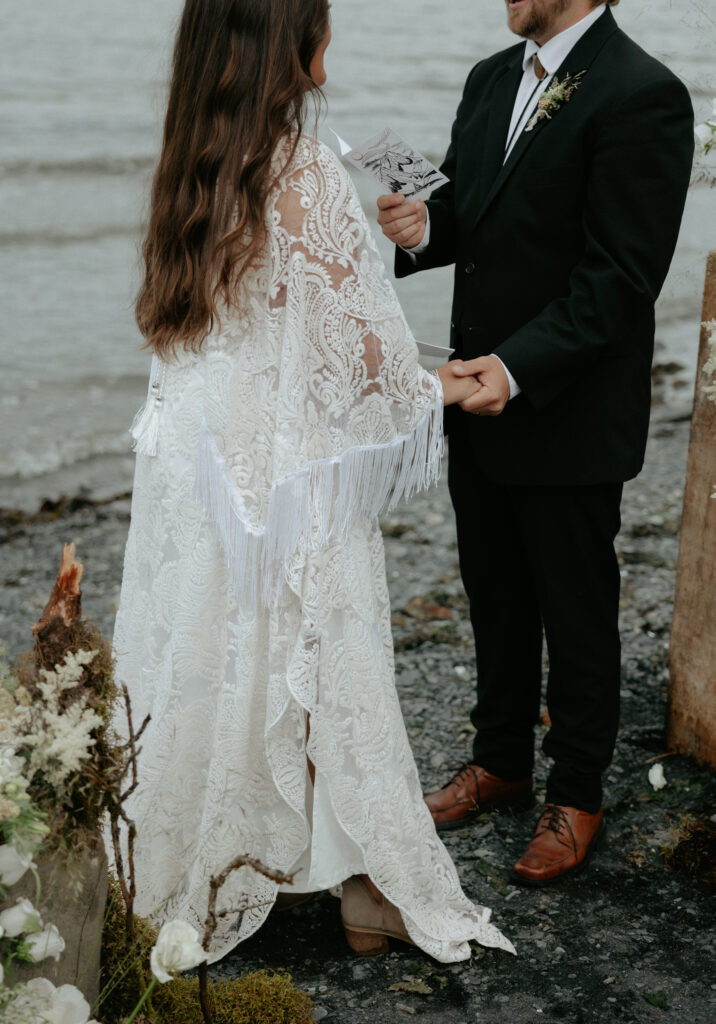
[38,703,103,782]
[648,762,667,791]
[0,796,21,821]
[0,896,42,937]
[0,841,35,886]
[25,922,66,963]
[37,649,98,698]
[150,919,208,983]
[0,748,27,786]
[12,650,103,792]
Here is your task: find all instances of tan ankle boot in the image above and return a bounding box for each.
[341,876,415,955]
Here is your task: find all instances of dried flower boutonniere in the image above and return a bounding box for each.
[695,98,716,154]
[525,70,587,132]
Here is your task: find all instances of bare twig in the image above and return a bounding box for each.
[196,855,295,1024]
[109,684,150,945]
[642,751,679,766]
[109,812,131,938]
[202,855,294,951]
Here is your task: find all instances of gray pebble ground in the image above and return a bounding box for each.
[1,408,714,1024]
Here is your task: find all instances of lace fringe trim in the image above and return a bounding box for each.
[194,385,444,608]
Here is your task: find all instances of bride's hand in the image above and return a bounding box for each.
[437,361,482,406]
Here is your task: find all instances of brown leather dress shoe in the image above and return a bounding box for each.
[424,764,534,831]
[512,803,605,886]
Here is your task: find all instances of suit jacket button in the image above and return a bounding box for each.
[465,262,476,275]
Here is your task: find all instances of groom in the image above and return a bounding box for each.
[378,0,694,884]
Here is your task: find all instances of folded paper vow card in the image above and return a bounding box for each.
[415,341,454,358]
[331,127,448,201]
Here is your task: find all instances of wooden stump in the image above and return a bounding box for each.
[6,835,109,1007]
[668,251,716,767]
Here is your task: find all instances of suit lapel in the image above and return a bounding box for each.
[471,7,619,231]
[477,56,524,207]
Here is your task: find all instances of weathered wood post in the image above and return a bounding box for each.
[668,251,716,767]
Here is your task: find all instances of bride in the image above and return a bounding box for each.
[113,0,514,964]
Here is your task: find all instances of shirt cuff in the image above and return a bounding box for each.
[400,211,431,262]
[492,355,521,400]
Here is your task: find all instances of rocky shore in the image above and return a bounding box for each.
[1,406,715,1024]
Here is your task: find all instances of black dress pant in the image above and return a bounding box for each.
[447,429,623,814]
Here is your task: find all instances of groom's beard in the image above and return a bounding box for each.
[506,0,572,40]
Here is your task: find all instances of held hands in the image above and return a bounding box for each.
[377,194,427,249]
[439,356,511,415]
[437,361,482,406]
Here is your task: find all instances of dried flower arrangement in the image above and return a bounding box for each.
[1,544,313,1024]
[5,547,125,856]
[694,98,716,186]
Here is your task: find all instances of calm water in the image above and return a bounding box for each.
[1,0,714,508]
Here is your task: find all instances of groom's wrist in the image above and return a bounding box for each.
[490,355,521,400]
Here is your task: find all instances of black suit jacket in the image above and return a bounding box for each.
[396,8,694,485]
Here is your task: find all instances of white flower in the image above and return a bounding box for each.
[150,919,208,983]
[5,977,56,1018]
[0,896,42,937]
[0,841,35,886]
[25,922,66,963]
[695,122,714,148]
[5,978,99,1024]
[40,982,97,1024]
[648,762,667,791]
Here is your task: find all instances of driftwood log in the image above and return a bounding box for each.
[668,251,716,768]
[9,839,108,1008]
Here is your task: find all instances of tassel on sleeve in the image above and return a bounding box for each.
[130,355,167,457]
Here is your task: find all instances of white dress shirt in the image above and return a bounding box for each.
[406,4,606,399]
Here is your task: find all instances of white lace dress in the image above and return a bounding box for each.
[112,136,515,964]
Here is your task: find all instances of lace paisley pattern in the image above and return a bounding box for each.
[112,137,514,963]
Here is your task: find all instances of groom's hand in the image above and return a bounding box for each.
[377,194,427,249]
[453,356,510,416]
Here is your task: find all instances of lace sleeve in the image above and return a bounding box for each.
[270,139,441,425]
[195,138,443,606]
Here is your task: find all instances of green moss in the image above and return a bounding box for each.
[99,880,314,1024]
[154,971,314,1024]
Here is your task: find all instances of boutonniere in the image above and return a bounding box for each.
[695,97,716,154]
[525,70,587,132]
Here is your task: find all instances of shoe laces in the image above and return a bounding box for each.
[445,763,481,808]
[535,803,577,853]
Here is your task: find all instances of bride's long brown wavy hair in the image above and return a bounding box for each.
[136,0,330,356]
